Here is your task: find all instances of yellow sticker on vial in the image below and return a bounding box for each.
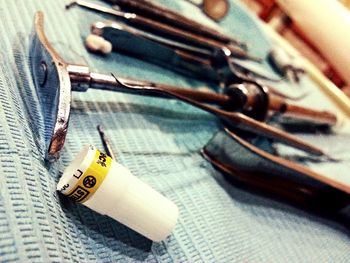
[65,150,112,203]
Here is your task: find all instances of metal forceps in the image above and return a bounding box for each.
[66,0,283,85]
[30,11,329,161]
[105,0,245,48]
[88,20,280,85]
[66,0,251,59]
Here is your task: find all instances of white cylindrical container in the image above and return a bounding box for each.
[276,0,350,86]
[57,145,179,242]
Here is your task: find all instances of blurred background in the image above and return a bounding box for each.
[240,0,350,97]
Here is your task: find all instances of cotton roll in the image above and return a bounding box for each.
[57,145,179,242]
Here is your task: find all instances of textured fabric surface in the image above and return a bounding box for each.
[0,0,349,262]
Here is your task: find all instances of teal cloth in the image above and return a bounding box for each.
[0,0,349,262]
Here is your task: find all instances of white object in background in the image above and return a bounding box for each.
[57,145,179,242]
[85,34,112,54]
[276,0,350,86]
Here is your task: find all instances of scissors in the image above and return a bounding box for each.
[30,11,332,161]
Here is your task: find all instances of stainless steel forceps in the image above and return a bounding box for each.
[30,11,330,161]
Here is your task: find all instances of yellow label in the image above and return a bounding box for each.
[65,149,112,203]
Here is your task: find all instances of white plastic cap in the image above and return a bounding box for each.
[85,34,113,54]
[57,145,179,242]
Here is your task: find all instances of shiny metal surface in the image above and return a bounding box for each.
[90,21,278,85]
[31,11,333,161]
[30,11,71,161]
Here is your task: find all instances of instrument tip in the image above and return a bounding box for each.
[65,1,77,10]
